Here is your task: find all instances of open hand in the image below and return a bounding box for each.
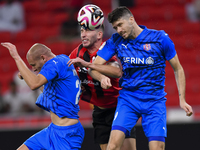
[1,42,20,60]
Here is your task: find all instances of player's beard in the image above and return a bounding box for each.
[126,28,135,39]
[83,36,98,49]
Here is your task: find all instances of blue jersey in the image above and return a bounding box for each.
[97,25,176,100]
[36,54,81,119]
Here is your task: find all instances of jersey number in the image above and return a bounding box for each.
[75,79,81,104]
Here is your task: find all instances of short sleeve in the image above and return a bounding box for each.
[161,32,177,60]
[97,38,116,61]
[39,61,58,81]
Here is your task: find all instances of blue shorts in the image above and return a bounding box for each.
[112,89,167,140]
[24,121,85,150]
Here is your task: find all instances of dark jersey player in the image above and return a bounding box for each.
[69,26,136,150]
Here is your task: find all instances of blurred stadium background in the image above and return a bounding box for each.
[0,0,199,149]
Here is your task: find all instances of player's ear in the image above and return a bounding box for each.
[129,16,135,24]
[41,55,46,62]
[98,31,103,39]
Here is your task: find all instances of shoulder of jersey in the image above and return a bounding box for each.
[99,41,106,50]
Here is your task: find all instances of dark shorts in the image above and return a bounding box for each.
[92,105,136,144]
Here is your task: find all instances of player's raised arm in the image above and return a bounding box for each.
[169,54,193,116]
[1,42,48,90]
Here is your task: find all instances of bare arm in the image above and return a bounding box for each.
[169,54,193,116]
[88,56,122,79]
[88,56,122,89]
[1,42,47,90]
[67,56,122,89]
[68,56,122,78]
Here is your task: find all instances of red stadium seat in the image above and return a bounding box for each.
[26,12,54,28]
[23,0,44,13]
[165,63,175,79]
[166,93,179,106]
[165,66,200,107]
[153,21,185,36]
[14,27,40,43]
[186,78,200,94]
[165,78,179,106]
[14,42,34,59]
[0,61,16,93]
[47,42,68,55]
[135,0,191,6]
[165,75,177,98]
[69,40,81,51]
[52,12,70,26]
[44,1,65,11]
[0,44,11,58]
[39,25,60,42]
[90,0,111,9]
[0,32,13,42]
[180,22,200,35]
[184,66,199,80]
[131,5,186,23]
[0,57,17,74]
[185,78,200,106]
[171,34,200,50]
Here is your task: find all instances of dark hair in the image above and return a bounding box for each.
[108,6,133,23]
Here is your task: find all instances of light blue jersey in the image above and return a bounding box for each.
[36,54,81,118]
[98,25,176,101]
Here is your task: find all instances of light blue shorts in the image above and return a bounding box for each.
[112,89,167,139]
[24,121,84,150]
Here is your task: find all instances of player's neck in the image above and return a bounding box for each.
[129,23,144,39]
[46,54,56,61]
[134,24,143,38]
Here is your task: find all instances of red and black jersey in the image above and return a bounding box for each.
[69,43,121,108]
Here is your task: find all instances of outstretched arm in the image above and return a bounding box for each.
[68,56,122,78]
[169,54,193,116]
[88,55,122,78]
[88,56,122,89]
[67,56,122,89]
[1,42,47,90]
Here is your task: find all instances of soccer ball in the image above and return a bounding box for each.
[77,4,104,30]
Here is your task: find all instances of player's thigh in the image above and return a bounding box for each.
[141,100,167,138]
[149,141,165,150]
[113,97,140,136]
[92,106,116,144]
[24,127,49,150]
